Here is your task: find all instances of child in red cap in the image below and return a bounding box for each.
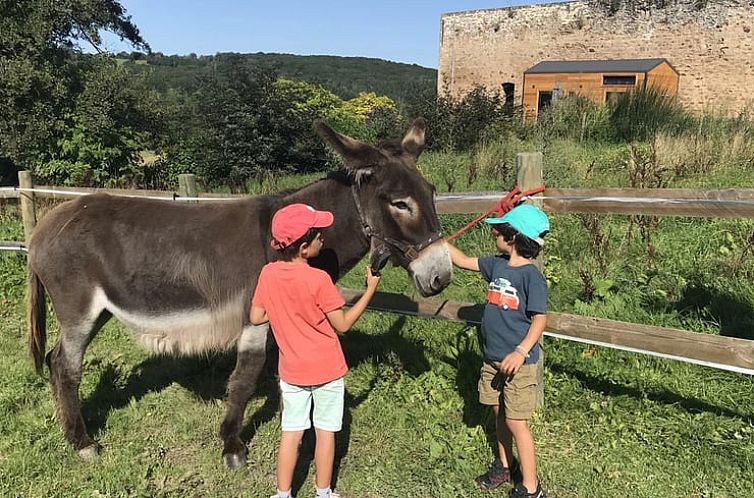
[250,203,380,498]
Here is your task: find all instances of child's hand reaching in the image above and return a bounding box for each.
[499,351,525,375]
[365,266,381,291]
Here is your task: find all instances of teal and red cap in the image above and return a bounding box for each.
[484,204,550,245]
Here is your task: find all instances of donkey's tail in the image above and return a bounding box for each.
[27,268,47,375]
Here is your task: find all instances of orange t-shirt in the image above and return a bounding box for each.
[252,261,347,385]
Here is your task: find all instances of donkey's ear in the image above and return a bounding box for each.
[401,118,426,160]
[314,121,383,170]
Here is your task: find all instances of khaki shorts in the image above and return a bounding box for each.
[478,361,538,420]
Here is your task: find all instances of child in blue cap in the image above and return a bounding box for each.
[447,204,550,498]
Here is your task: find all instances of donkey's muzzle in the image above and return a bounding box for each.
[370,245,392,277]
[409,241,453,297]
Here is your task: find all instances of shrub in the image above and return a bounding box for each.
[405,85,520,152]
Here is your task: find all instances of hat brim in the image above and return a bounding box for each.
[312,210,334,228]
[483,217,507,225]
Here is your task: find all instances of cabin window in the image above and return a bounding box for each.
[603,75,636,86]
[538,91,553,113]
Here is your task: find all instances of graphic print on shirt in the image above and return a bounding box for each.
[485,277,520,310]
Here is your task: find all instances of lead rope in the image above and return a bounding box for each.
[445,184,545,242]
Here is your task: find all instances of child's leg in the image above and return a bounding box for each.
[277,430,305,492]
[277,380,314,495]
[492,405,515,468]
[506,418,537,492]
[314,428,336,489]
[475,362,514,490]
[501,363,540,493]
[311,377,345,493]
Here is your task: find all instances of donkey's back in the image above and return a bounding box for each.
[28,193,275,368]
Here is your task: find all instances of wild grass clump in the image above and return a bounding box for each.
[531,95,612,144]
[650,109,754,182]
[419,134,527,192]
[528,87,690,146]
[0,206,25,302]
[608,85,691,142]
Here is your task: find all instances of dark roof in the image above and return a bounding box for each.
[524,58,673,74]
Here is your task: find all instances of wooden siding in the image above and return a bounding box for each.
[522,60,679,121]
[647,62,680,97]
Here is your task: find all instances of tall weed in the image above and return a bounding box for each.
[651,109,754,180]
[472,137,523,188]
[531,95,612,144]
[418,150,472,192]
[609,86,691,142]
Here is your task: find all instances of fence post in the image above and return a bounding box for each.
[18,170,37,245]
[178,174,197,202]
[515,152,546,409]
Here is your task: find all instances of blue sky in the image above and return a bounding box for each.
[101,1,556,68]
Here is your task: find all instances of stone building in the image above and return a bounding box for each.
[438,0,754,115]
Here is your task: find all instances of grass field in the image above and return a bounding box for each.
[2,134,754,497]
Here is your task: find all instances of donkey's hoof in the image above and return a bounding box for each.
[78,444,100,460]
[223,451,247,470]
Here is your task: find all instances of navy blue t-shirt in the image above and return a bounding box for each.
[478,255,548,364]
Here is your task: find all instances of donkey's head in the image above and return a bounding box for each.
[315,118,452,297]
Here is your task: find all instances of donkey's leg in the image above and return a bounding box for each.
[219,323,270,469]
[46,310,111,459]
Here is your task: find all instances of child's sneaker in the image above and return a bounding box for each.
[509,482,547,498]
[314,491,340,498]
[474,458,512,491]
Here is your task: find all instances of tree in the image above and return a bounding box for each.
[163,63,418,190]
[167,61,316,190]
[0,0,148,184]
[36,59,162,186]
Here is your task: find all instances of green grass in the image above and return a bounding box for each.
[2,133,754,497]
[1,270,753,497]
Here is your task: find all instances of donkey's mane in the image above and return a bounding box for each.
[323,169,353,186]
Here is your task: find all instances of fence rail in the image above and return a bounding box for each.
[5,185,754,218]
[436,188,754,218]
[339,289,754,375]
[0,185,238,201]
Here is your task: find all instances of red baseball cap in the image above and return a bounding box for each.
[270,203,334,250]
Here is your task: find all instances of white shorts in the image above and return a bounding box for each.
[279,377,345,432]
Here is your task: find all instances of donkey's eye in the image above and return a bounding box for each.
[391,200,410,211]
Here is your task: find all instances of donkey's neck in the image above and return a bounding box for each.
[283,174,370,282]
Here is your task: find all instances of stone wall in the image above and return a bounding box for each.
[438,0,754,113]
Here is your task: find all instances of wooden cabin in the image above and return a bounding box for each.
[522,58,679,121]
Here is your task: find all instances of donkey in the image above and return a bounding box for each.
[26,118,452,468]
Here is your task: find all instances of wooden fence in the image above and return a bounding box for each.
[2,155,754,374]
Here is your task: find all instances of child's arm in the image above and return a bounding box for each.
[326,266,381,333]
[249,305,268,325]
[447,242,479,271]
[499,313,546,375]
